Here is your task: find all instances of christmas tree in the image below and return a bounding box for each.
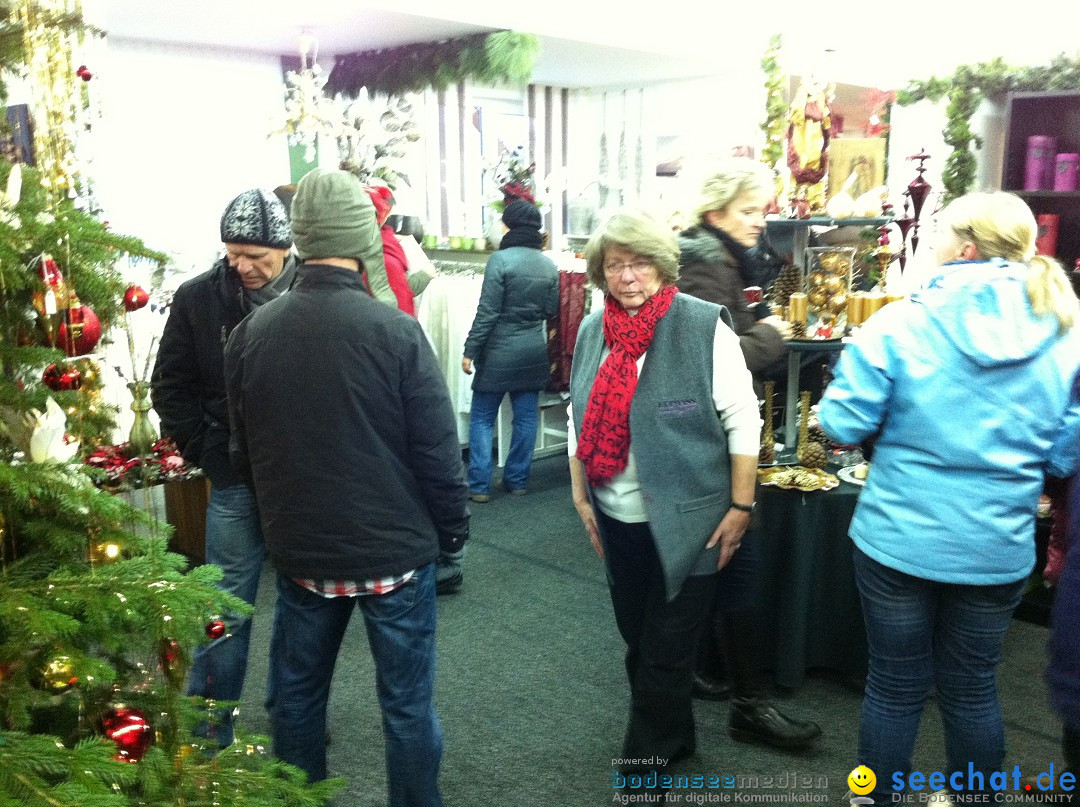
[0,3,341,804]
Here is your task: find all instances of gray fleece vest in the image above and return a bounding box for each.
[570,293,735,600]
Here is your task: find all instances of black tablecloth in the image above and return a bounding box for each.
[754,475,867,689]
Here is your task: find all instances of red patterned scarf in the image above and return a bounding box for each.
[576,285,678,487]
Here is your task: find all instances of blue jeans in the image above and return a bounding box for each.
[187,482,267,747]
[854,548,1025,802]
[467,389,539,493]
[266,565,444,806]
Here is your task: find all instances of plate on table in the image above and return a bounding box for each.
[757,466,839,492]
[837,464,868,487]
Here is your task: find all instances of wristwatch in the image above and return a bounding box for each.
[730,501,755,514]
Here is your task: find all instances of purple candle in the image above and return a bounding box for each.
[1054,153,1080,192]
[1025,136,1057,191]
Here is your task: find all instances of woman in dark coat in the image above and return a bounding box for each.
[462,200,559,501]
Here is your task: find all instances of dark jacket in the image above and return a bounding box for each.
[151,257,285,487]
[224,264,469,580]
[463,246,560,393]
[1048,471,1080,726]
[677,225,786,377]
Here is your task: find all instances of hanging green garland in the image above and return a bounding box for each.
[897,54,1080,203]
[327,31,540,98]
[759,34,785,174]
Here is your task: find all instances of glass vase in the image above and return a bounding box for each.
[127,381,157,456]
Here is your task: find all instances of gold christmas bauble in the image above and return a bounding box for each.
[808,271,826,287]
[42,655,78,692]
[823,276,845,295]
[808,289,828,308]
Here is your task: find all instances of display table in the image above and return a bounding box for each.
[754,473,866,689]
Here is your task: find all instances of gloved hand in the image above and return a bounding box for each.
[438,521,469,555]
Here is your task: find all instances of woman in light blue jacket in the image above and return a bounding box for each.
[819,192,1080,804]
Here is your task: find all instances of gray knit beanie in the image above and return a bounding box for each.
[290,169,381,269]
[220,189,292,248]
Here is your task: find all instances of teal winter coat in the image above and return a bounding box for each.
[819,259,1080,585]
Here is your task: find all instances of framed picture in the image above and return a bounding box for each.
[828,137,886,201]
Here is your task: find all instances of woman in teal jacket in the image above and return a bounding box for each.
[819,192,1080,804]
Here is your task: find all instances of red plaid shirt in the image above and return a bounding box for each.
[294,570,416,598]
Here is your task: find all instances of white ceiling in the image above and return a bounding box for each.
[100,0,1080,90]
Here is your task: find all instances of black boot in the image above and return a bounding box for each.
[1065,724,1079,776]
[691,671,732,701]
[729,698,822,750]
[721,606,821,750]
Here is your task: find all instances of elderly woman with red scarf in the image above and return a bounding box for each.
[568,208,760,781]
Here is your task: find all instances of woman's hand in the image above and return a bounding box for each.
[761,316,794,341]
[575,497,603,558]
[461,357,474,375]
[569,456,603,558]
[706,508,751,569]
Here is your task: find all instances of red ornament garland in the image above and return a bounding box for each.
[42,362,82,392]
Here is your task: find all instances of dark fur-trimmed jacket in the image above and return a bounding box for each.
[151,257,296,487]
[677,226,786,376]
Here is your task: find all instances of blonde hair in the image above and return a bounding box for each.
[693,159,775,224]
[583,208,680,292]
[943,192,1078,332]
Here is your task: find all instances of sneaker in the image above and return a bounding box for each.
[502,482,527,496]
[468,492,491,503]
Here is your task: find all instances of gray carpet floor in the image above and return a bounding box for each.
[232,454,1068,806]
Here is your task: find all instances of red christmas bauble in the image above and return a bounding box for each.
[206,619,227,640]
[103,706,153,763]
[80,70,92,82]
[42,363,82,391]
[57,300,102,356]
[160,638,184,684]
[122,285,149,312]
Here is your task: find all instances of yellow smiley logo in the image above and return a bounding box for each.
[847,765,876,795]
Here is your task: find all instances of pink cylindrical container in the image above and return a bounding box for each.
[1053,153,1080,192]
[1024,136,1057,190]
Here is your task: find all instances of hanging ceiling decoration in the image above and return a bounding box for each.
[327,31,539,98]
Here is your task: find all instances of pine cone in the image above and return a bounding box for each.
[797,440,829,469]
[770,264,802,308]
[808,423,828,445]
[759,442,776,465]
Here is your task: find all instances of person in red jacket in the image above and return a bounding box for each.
[366,185,416,316]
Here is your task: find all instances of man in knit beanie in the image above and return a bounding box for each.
[224,167,469,796]
[152,187,298,749]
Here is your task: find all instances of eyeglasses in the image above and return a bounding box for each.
[603,259,653,277]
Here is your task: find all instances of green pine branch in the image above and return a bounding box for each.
[897,52,1080,202]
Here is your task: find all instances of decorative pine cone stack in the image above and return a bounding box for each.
[759,381,776,464]
[796,391,829,469]
[770,264,802,309]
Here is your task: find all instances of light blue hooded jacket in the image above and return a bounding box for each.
[819,259,1080,584]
